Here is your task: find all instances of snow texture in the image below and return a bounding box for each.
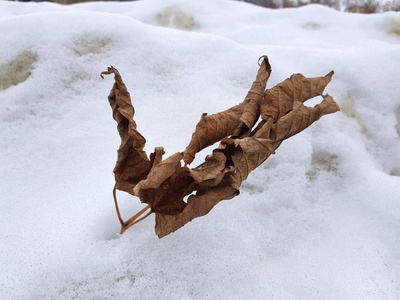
[0,0,399,299]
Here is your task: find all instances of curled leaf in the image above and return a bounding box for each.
[182,108,242,165]
[183,56,272,165]
[104,57,340,238]
[271,93,340,142]
[155,186,238,238]
[261,71,334,122]
[101,66,151,194]
[231,56,272,138]
[135,166,193,215]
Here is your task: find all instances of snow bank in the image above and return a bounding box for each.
[0,0,399,299]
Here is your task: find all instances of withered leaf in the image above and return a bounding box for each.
[133,152,183,194]
[231,55,272,138]
[182,56,272,165]
[260,71,334,122]
[101,66,151,194]
[133,152,192,215]
[135,166,193,215]
[271,94,340,142]
[155,186,238,238]
[103,56,340,238]
[182,109,242,165]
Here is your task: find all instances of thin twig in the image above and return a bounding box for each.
[124,205,150,225]
[120,205,151,234]
[113,186,124,226]
[125,211,153,230]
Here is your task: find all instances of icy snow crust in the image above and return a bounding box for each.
[0,0,399,298]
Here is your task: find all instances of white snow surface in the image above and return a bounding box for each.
[1,0,400,299]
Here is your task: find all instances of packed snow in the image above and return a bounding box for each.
[0,0,399,299]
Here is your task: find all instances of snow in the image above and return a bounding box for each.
[0,0,399,298]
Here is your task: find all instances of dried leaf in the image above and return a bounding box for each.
[133,152,192,215]
[155,186,238,238]
[232,56,272,138]
[135,165,193,215]
[182,56,272,165]
[103,57,340,238]
[101,66,151,194]
[271,94,340,142]
[133,152,183,194]
[182,108,242,165]
[260,71,334,122]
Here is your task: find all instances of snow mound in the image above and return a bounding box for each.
[0,0,399,299]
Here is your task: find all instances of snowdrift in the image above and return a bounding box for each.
[0,0,399,298]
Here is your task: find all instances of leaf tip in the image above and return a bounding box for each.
[258,55,269,66]
[322,94,340,114]
[100,66,118,79]
[183,151,194,165]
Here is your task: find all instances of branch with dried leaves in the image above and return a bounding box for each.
[101,56,340,238]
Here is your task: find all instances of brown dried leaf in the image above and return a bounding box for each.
[133,152,183,194]
[104,57,340,239]
[261,71,334,122]
[183,56,272,165]
[271,94,340,142]
[182,108,242,165]
[135,165,193,215]
[232,56,272,138]
[101,66,151,194]
[229,96,339,184]
[189,151,228,183]
[231,138,275,182]
[155,186,238,238]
